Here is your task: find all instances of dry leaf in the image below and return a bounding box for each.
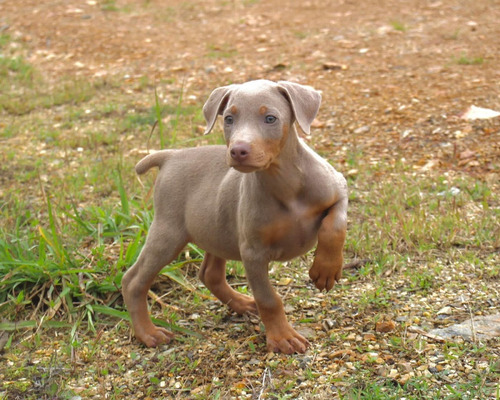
[375,320,396,333]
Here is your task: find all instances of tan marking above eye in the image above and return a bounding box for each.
[230,106,238,114]
[259,106,268,115]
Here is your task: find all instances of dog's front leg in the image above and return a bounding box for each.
[309,197,348,291]
[244,257,309,354]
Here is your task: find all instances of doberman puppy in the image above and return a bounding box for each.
[122,80,348,354]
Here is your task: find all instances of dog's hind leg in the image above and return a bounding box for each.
[199,253,257,315]
[122,219,188,347]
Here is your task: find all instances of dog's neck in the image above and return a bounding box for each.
[252,124,307,205]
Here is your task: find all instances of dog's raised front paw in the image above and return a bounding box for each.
[308,261,342,292]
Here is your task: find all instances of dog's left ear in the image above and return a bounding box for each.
[203,85,237,135]
[277,81,321,135]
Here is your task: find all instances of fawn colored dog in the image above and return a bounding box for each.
[122,80,347,354]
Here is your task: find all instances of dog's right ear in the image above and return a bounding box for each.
[203,85,235,135]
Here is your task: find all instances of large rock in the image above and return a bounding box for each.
[429,313,500,341]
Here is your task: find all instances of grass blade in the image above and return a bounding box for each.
[92,304,203,338]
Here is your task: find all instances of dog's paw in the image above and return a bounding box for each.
[136,326,174,348]
[266,327,309,354]
[309,262,342,292]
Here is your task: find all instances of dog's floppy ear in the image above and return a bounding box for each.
[277,81,321,135]
[203,85,236,135]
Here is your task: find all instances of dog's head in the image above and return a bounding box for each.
[203,80,321,172]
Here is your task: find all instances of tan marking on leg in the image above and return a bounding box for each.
[309,201,347,291]
[257,291,309,354]
[199,253,257,315]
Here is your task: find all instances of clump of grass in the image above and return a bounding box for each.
[0,59,98,115]
[206,43,238,59]
[454,53,484,65]
[0,34,111,115]
[293,31,308,39]
[0,33,12,47]
[390,20,407,32]
[444,29,461,40]
[101,0,119,12]
[345,163,498,272]
[0,56,36,88]
[0,166,202,336]
[124,85,203,148]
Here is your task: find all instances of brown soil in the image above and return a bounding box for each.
[2,0,499,175]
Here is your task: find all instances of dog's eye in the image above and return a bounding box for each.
[224,116,234,125]
[265,115,277,124]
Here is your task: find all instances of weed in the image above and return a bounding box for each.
[0,56,36,87]
[153,88,167,147]
[0,33,11,47]
[293,31,308,39]
[0,67,97,115]
[101,0,119,12]
[454,53,484,65]
[390,20,407,32]
[444,29,461,40]
[206,43,238,59]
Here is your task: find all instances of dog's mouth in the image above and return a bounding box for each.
[226,144,276,173]
[228,156,279,173]
[227,152,268,173]
[229,163,261,173]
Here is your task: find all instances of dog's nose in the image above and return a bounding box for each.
[230,142,251,162]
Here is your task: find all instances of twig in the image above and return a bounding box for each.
[148,290,183,312]
[257,367,273,400]
[465,296,477,343]
[0,329,9,352]
[407,325,446,343]
[344,258,371,270]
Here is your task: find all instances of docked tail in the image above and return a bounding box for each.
[135,151,170,175]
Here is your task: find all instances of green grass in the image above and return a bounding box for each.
[346,166,498,266]
[0,53,216,342]
[0,33,11,47]
[100,0,119,12]
[0,56,35,86]
[390,20,407,32]
[454,53,484,65]
[0,70,98,115]
[206,43,238,59]
[0,36,100,115]
[341,373,498,400]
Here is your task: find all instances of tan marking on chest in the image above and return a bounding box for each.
[259,216,295,246]
[259,204,328,247]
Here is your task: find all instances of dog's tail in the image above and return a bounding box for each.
[135,150,171,175]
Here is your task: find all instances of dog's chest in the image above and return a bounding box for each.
[258,203,323,261]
